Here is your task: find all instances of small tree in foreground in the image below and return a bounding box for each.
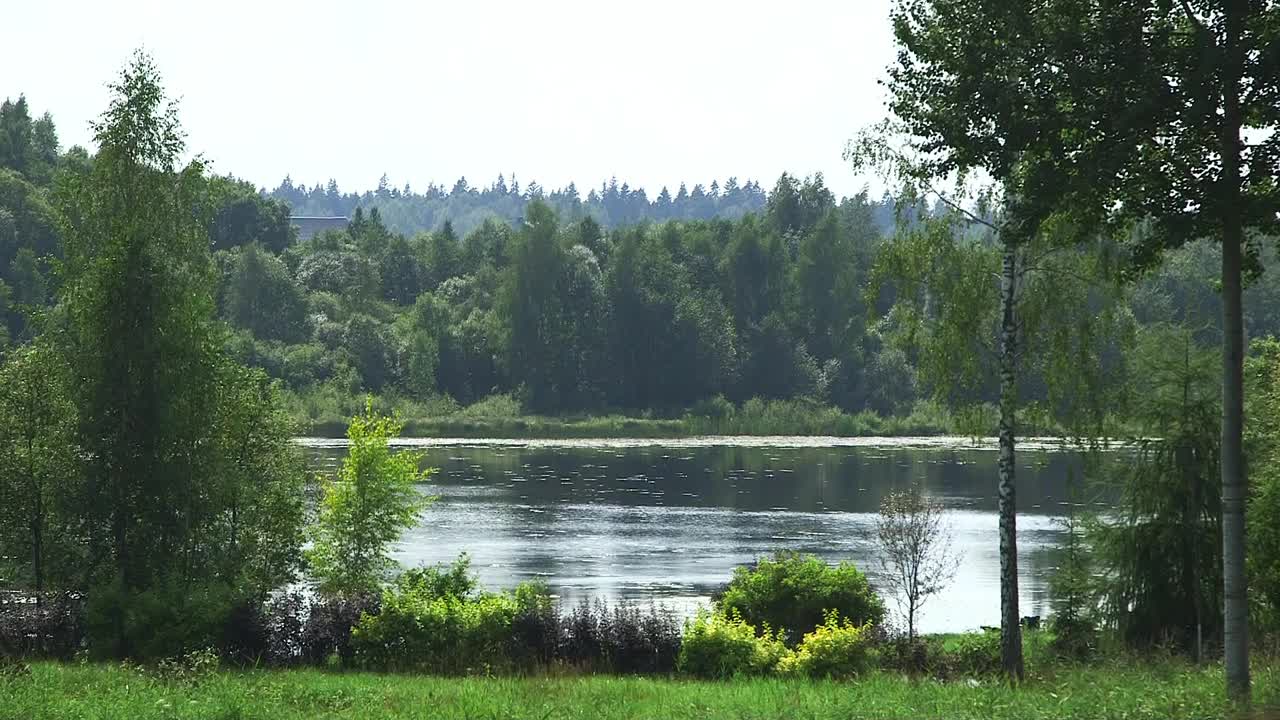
[875,485,961,640]
[307,400,435,596]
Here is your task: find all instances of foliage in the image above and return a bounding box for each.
[82,580,241,661]
[271,174,771,238]
[0,344,78,593]
[352,586,518,674]
[1247,337,1280,629]
[716,551,884,643]
[209,364,308,597]
[1048,479,1098,660]
[946,630,1003,677]
[777,610,875,679]
[306,401,435,596]
[677,610,788,679]
[299,593,381,667]
[0,592,83,660]
[1088,326,1221,656]
[37,52,310,660]
[352,555,557,674]
[875,484,960,639]
[553,600,682,674]
[219,243,309,343]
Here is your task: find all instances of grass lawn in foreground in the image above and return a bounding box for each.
[6,660,1280,720]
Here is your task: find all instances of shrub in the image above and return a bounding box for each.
[83,581,238,661]
[717,551,885,643]
[509,583,561,667]
[397,554,478,600]
[510,596,681,675]
[306,401,435,596]
[258,592,306,666]
[352,574,518,674]
[688,395,734,420]
[875,631,942,676]
[300,593,380,666]
[778,610,874,679]
[219,598,270,666]
[354,591,517,673]
[456,394,522,418]
[351,555,528,674]
[677,610,788,679]
[946,629,1002,676]
[0,592,83,660]
[218,592,322,667]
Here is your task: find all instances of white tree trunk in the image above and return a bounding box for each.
[998,239,1024,680]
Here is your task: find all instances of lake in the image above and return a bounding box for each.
[299,436,1100,634]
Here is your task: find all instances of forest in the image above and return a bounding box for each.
[3,90,1279,437]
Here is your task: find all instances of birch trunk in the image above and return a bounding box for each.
[998,238,1023,680]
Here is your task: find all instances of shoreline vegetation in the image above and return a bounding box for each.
[284,391,1096,440]
[8,660,1277,720]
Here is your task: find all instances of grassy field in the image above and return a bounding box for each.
[7,661,1280,720]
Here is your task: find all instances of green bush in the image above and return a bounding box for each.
[717,551,884,643]
[83,581,239,661]
[688,395,734,420]
[396,554,478,600]
[353,592,517,673]
[351,555,549,674]
[945,630,1002,676]
[455,394,522,418]
[677,610,788,679]
[778,610,874,679]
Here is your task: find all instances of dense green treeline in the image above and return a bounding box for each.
[5,92,1280,433]
[270,173,781,238]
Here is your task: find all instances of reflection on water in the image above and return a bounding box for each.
[300,436,1103,634]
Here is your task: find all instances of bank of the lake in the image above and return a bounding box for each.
[7,660,1274,720]
[298,411,958,440]
[286,395,989,439]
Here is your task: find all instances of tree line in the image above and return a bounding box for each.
[270,173,777,238]
[3,89,1279,429]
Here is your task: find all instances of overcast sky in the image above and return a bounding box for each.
[5,0,896,199]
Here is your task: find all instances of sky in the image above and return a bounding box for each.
[4,0,897,199]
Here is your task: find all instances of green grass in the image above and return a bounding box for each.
[6,660,1279,720]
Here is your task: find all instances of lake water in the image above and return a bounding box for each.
[299,436,1100,634]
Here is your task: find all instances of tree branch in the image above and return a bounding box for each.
[1177,0,1207,34]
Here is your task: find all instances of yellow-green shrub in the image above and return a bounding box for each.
[677,610,788,679]
[778,611,874,679]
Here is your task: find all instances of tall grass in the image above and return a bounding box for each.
[6,659,1275,720]
[284,390,970,439]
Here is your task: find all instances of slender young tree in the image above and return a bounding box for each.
[307,401,435,595]
[875,484,961,640]
[851,174,1127,681]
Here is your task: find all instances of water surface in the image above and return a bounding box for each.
[300,436,1098,634]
